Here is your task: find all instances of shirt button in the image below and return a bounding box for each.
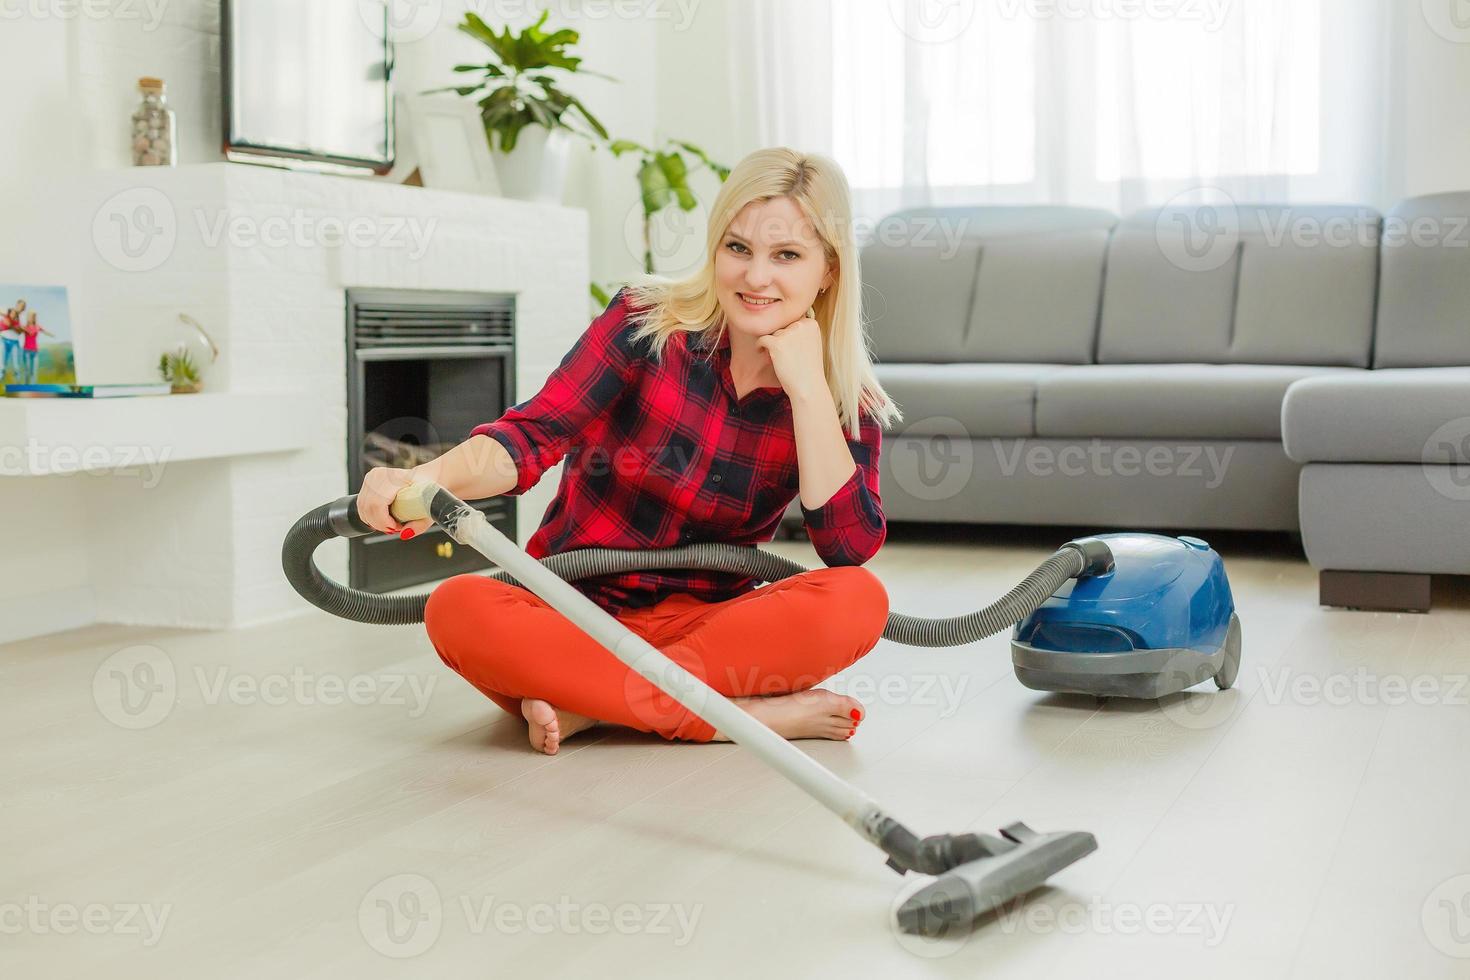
[711,474,723,484]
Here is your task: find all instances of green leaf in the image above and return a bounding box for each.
[451,63,502,75]
[558,91,609,139]
[637,158,673,214]
[457,12,512,62]
[673,140,731,180]
[607,139,646,156]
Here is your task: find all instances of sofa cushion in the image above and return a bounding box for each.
[875,362,1065,438]
[865,205,1115,364]
[1282,367,1470,464]
[1098,205,1379,367]
[1035,364,1357,440]
[1373,192,1470,368]
[863,236,982,363]
[959,224,1112,364]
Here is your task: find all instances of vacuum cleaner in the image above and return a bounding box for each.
[281,481,1242,937]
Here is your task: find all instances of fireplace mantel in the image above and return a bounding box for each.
[0,164,589,640]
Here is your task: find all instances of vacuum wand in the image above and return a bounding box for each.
[379,480,1097,936]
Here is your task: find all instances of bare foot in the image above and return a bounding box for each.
[710,689,865,742]
[521,698,599,755]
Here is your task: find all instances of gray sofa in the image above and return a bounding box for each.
[781,195,1470,611]
[1281,192,1470,611]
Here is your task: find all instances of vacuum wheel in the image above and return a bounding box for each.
[1213,613,1242,690]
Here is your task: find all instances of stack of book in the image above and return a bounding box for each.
[4,382,175,399]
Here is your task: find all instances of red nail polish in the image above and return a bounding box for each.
[847,729,855,738]
[399,527,416,540]
[849,709,861,721]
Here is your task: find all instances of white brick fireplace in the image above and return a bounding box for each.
[0,164,588,642]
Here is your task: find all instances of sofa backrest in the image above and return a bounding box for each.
[864,206,1115,364]
[1097,204,1380,367]
[1373,192,1470,368]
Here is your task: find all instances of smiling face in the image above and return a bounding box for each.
[714,196,833,340]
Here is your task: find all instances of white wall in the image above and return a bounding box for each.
[1393,2,1470,202]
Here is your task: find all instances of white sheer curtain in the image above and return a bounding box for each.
[726,0,1397,225]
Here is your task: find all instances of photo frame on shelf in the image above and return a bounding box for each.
[1,284,76,394]
[405,94,501,196]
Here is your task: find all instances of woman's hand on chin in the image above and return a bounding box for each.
[756,309,827,402]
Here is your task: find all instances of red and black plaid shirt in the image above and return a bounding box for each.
[470,288,886,615]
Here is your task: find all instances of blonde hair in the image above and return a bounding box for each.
[622,147,901,440]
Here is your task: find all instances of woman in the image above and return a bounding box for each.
[0,307,20,383]
[358,147,902,755]
[19,311,51,384]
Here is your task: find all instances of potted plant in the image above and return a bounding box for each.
[441,11,611,202]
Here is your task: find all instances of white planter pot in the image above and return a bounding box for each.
[492,126,570,203]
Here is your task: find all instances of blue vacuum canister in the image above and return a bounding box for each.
[1011,533,1242,699]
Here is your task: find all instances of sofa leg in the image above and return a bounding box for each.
[1319,570,1432,613]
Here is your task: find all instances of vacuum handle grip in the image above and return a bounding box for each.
[325,481,437,540]
[390,480,437,524]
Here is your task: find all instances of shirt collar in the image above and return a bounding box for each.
[697,326,786,407]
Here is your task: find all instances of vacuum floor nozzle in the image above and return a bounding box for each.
[893,822,1099,937]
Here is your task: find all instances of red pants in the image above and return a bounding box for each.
[423,566,889,743]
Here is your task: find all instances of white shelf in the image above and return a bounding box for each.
[0,391,318,476]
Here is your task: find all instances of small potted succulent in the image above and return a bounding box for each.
[158,313,219,394]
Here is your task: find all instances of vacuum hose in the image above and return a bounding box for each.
[282,493,1114,647]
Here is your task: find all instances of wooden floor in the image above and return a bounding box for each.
[5,524,1469,978]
